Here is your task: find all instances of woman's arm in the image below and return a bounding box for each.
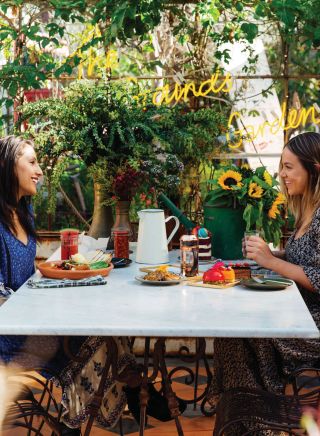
[246,237,315,291]
[266,256,314,291]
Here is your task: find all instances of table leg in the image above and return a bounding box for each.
[153,338,184,436]
[167,338,213,414]
[139,337,150,436]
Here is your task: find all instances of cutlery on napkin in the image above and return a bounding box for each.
[27,275,107,288]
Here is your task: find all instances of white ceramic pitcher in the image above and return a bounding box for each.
[136,209,180,264]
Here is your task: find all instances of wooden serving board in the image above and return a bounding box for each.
[187,280,241,289]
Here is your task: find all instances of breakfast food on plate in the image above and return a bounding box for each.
[203,262,236,285]
[50,251,112,271]
[225,262,251,280]
[143,265,180,281]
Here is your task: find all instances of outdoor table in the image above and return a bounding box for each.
[0,250,318,436]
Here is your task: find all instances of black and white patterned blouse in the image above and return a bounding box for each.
[285,207,320,318]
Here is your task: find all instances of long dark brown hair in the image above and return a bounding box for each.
[0,135,37,238]
[280,132,320,229]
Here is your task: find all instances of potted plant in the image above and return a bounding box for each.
[204,163,286,259]
[19,80,177,236]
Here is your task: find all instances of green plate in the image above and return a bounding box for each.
[241,278,294,291]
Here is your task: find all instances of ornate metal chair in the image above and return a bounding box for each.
[3,369,63,435]
[213,366,320,436]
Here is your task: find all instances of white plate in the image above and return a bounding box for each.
[135,275,183,286]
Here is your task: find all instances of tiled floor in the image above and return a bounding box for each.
[3,361,319,435]
[3,359,215,435]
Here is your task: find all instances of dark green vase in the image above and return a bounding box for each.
[204,204,246,260]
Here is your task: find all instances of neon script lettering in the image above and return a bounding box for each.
[226,103,320,148]
[133,72,233,106]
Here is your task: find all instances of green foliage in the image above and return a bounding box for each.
[20,80,226,215]
[0,0,86,127]
[18,80,174,209]
[20,80,160,165]
[205,164,286,246]
[90,0,164,43]
[154,106,228,167]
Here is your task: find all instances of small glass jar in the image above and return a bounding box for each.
[114,230,129,259]
[60,229,79,260]
[180,234,199,277]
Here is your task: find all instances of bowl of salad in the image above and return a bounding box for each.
[37,252,114,280]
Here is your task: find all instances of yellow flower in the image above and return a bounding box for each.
[241,163,250,170]
[218,170,243,190]
[268,203,280,219]
[263,170,273,186]
[274,192,286,205]
[248,182,263,198]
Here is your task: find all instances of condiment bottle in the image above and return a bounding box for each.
[180,234,199,277]
[114,230,129,259]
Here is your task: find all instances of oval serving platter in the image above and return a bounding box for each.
[38,260,114,280]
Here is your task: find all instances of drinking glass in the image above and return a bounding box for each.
[243,230,260,258]
[60,229,79,260]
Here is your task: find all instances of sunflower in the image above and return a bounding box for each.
[274,192,286,205]
[248,182,263,198]
[218,170,243,190]
[268,202,280,219]
[241,163,250,170]
[263,170,273,186]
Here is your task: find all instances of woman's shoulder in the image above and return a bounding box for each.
[309,208,320,234]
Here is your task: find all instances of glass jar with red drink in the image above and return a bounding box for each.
[60,229,79,260]
[113,230,129,259]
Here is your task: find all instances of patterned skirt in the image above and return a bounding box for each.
[0,335,136,429]
[208,291,320,435]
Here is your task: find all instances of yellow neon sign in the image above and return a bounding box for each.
[226,103,320,148]
[139,72,233,106]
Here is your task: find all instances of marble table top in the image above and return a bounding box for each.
[0,250,318,339]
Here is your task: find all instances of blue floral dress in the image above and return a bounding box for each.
[0,220,136,429]
[0,221,36,362]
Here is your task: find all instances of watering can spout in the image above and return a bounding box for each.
[158,192,196,231]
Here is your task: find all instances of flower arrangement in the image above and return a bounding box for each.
[112,163,145,201]
[205,163,286,246]
[140,154,184,194]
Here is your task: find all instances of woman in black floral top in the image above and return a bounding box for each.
[209,132,320,434]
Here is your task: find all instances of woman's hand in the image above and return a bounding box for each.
[245,236,274,268]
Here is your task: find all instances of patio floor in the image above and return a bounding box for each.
[3,358,215,435]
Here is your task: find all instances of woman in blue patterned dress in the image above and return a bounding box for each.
[0,136,138,435]
[209,132,320,435]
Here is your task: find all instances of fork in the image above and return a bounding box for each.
[252,276,292,286]
[89,250,106,263]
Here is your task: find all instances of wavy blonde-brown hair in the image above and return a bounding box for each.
[279,132,320,230]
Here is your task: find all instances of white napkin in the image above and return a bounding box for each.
[78,233,110,254]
